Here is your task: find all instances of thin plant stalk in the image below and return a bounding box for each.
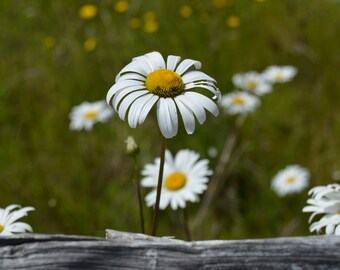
[183,208,192,241]
[192,115,246,230]
[151,135,166,236]
[133,156,145,234]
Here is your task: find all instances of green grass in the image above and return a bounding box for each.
[1,0,340,239]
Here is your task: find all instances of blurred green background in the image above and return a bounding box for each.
[1,0,340,240]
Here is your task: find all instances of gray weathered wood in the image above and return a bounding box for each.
[0,230,339,269]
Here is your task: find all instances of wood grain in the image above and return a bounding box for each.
[0,230,339,269]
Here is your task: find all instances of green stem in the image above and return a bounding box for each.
[134,156,145,234]
[151,135,166,236]
[183,208,192,241]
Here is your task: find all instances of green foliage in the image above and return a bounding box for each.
[1,0,340,239]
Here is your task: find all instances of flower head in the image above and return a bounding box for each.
[0,204,34,235]
[220,91,260,115]
[271,165,310,197]
[262,65,297,83]
[303,184,340,235]
[141,149,212,210]
[79,4,97,20]
[125,136,139,156]
[232,71,272,95]
[106,52,220,138]
[69,100,114,131]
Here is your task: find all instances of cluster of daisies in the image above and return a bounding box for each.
[220,66,297,116]
[1,51,329,238]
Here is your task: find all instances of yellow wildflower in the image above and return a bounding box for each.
[79,4,97,19]
[114,0,129,13]
[226,15,240,28]
[84,38,97,52]
[179,6,192,18]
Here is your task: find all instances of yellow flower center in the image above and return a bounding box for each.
[274,73,284,81]
[286,176,296,184]
[84,111,98,120]
[145,69,185,97]
[164,172,187,191]
[246,80,257,90]
[337,209,340,215]
[0,224,4,233]
[232,96,245,105]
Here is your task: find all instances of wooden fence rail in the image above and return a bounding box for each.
[0,229,339,269]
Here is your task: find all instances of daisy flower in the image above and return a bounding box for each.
[69,100,114,131]
[303,184,340,235]
[106,52,220,139]
[0,204,35,235]
[271,165,310,197]
[220,91,260,115]
[232,71,272,96]
[141,149,212,210]
[262,65,297,83]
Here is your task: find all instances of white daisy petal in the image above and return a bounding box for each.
[174,97,196,134]
[138,95,159,125]
[184,92,219,117]
[127,94,154,128]
[0,204,34,235]
[107,79,143,104]
[175,94,206,124]
[145,51,166,70]
[157,98,178,139]
[113,85,147,110]
[117,90,149,120]
[182,70,216,84]
[115,61,150,81]
[175,59,202,75]
[166,55,182,71]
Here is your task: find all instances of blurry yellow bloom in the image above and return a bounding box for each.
[79,4,97,19]
[129,18,142,29]
[144,11,156,21]
[179,6,192,18]
[213,0,234,8]
[114,0,129,13]
[143,11,158,33]
[226,15,240,28]
[144,20,159,33]
[43,36,56,48]
[84,38,97,52]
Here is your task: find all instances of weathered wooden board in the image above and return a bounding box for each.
[0,230,339,269]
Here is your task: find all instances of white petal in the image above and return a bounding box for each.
[175,59,202,75]
[185,82,220,101]
[117,90,149,120]
[127,94,154,128]
[145,52,166,70]
[106,80,144,104]
[174,97,196,134]
[184,92,219,117]
[113,85,147,110]
[138,95,159,124]
[175,94,206,124]
[115,61,150,81]
[182,70,216,84]
[157,98,178,138]
[116,73,146,82]
[166,55,181,71]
